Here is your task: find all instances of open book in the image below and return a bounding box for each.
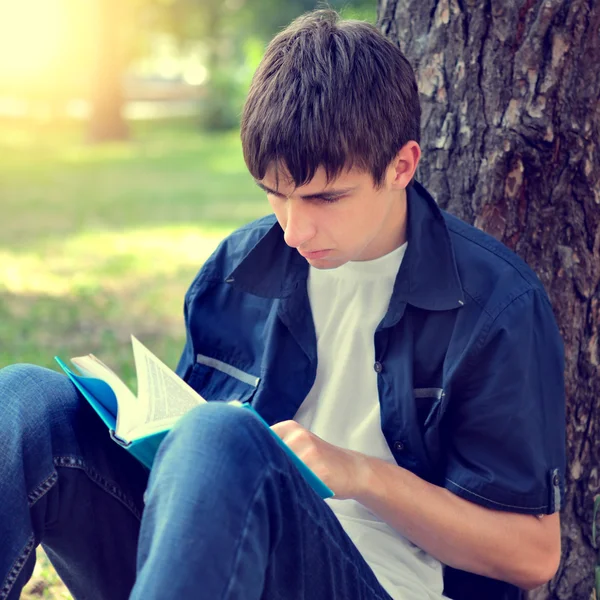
[55,336,333,499]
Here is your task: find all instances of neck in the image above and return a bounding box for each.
[358,188,408,261]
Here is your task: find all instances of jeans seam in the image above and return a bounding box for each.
[27,471,58,507]
[2,470,60,599]
[0,535,36,600]
[1,456,143,600]
[54,456,143,521]
[220,467,270,600]
[18,368,141,521]
[273,463,392,600]
[222,463,392,600]
[293,501,391,600]
[2,462,62,598]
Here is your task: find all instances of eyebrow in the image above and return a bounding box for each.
[255,180,356,200]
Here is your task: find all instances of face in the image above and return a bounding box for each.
[256,151,417,269]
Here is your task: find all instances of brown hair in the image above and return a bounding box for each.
[240,9,421,188]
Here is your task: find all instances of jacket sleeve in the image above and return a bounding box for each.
[175,289,196,382]
[444,288,566,515]
[174,238,228,383]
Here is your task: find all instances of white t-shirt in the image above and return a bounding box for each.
[294,243,446,600]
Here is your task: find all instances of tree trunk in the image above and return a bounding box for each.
[87,0,129,143]
[377,0,600,598]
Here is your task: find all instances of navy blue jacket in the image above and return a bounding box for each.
[176,181,566,599]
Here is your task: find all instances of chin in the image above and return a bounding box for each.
[307,257,348,270]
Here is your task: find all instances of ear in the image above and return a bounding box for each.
[388,141,421,189]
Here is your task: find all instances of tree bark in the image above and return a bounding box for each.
[87,0,129,143]
[377,0,600,598]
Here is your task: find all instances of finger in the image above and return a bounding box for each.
[270,419,302,438]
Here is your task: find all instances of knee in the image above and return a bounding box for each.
[171,402,262,445]
[161,402,271,466]
[150,402,276,501]
[0,364,80,425]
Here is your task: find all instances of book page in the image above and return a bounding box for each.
[130,336,206,438]
[70,354,139,437]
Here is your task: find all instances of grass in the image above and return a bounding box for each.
[0,116,270,599]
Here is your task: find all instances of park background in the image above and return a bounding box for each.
[1,1,598,599]
[0,1,374,598]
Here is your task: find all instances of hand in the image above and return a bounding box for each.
[270,420,369,499]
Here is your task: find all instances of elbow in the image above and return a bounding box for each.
[513,545,561,591]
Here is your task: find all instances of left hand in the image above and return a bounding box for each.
[270,420,368,499]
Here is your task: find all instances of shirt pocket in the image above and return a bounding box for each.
[413,387,445,430]
[187,353,260,404]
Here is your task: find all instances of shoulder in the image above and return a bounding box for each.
[225,214,278,242]
[442,210,550,320]
[213,214,278,266]
[188,215,278,289]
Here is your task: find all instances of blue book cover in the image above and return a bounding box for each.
[54,337,333,500]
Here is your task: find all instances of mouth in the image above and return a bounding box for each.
[299,249,331,260]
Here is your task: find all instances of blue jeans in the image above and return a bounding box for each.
[0,365,393,600]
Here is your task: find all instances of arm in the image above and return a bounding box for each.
[273,288,566,590]
[272,421,561,590]
[357,452,561,590]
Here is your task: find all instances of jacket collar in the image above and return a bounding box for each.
[228,181,464,311]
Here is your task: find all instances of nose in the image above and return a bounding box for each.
[282,200,316,249]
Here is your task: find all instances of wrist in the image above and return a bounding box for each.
[349,452,380,502]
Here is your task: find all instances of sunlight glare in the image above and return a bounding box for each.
[0,226,230,297]
[0,0,67,77]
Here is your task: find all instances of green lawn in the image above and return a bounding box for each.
[0,117,270,599]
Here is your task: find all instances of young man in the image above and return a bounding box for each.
[0,10,565,600]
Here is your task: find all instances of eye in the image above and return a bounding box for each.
[316,195,343,204]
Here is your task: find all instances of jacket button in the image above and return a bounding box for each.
[393,441,404,451]
[374,361,383,373]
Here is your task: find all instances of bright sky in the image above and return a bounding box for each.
[0,0,69,79]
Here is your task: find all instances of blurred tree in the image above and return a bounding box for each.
[378,0,600,598]
[141,0,372,129]
[85,0,375,134]
[87,0,130,142]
